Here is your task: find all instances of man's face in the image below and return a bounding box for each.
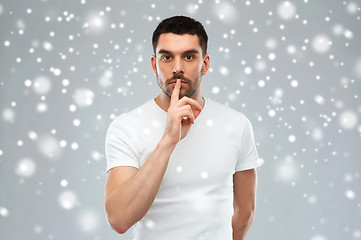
[151,33,210,99]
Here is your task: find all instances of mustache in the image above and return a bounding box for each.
[166,73,191,84]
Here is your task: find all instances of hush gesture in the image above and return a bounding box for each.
[163,79,202,144]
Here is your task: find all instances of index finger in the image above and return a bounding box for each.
[170,79,181,106]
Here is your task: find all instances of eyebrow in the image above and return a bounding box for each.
[158,49,200,55]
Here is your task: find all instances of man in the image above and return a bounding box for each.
[105,16,261,240]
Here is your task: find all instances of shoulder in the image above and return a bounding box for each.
[107,100,155,133]
[112,100,154,123]
[206,98,250,126]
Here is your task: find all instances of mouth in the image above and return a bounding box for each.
[169,80,187,84]
[168,80,188,88]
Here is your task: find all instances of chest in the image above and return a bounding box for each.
[164,123,238,189]
[137,116,240,191]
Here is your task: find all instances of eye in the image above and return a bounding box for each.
[185,55,194,60]
[161,55,172,61]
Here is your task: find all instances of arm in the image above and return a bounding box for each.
[105,139,176,234]
[105,79,202,234]
[232,168,257,240]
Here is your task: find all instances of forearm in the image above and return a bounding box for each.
[105,137,176,233]
[232,210,255,240]
[232,169,257,240]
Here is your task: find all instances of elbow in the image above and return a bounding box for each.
[246,207,255,222]
[105,197,132,234]
[235,201,256,223]
[232,212,255,240]
[232,208,255,230]
[105,196,143,234]
[243,208,256,225]
[107,215,131,234]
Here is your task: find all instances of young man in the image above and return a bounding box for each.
[105,16,261,240]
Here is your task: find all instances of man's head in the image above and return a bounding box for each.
[152,16,208,57]
[151,16,210,100]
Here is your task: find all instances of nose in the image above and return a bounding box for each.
[173,58,184,74]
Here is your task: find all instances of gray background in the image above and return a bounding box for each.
[1,0,361,239]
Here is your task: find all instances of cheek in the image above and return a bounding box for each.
[195,60,203,71]
[189,63,203,75]
[156,64,166,79]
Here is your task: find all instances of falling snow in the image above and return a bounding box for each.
[277,1,297,20]
[77,210,99,233]
[32,76,52,95]
[0,0,360,239]
[15,158,36,177]
[58,190,78,210]
[0,206,9,217]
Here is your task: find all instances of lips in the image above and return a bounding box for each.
[169,80,187,84]
[167,73,190,85]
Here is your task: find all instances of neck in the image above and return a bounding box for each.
[154,90,204,112]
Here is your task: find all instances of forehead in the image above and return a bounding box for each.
[156,33,202,54]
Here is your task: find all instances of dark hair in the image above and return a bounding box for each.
[152,16,208,56]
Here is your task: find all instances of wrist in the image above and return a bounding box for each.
[159,135,178,151]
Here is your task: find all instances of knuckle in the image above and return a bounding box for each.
[180,96,190,102]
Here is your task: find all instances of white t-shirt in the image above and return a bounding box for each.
[105,98,262,240]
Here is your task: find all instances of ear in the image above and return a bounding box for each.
[151,55,157,75]
[201,54,210,76]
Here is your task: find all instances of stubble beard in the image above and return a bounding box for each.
[156,69,202,99]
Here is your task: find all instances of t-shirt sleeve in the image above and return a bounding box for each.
[105,115,140,172]
[235,117,262,172]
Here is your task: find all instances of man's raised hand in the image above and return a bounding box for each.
[163,79,203,145]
